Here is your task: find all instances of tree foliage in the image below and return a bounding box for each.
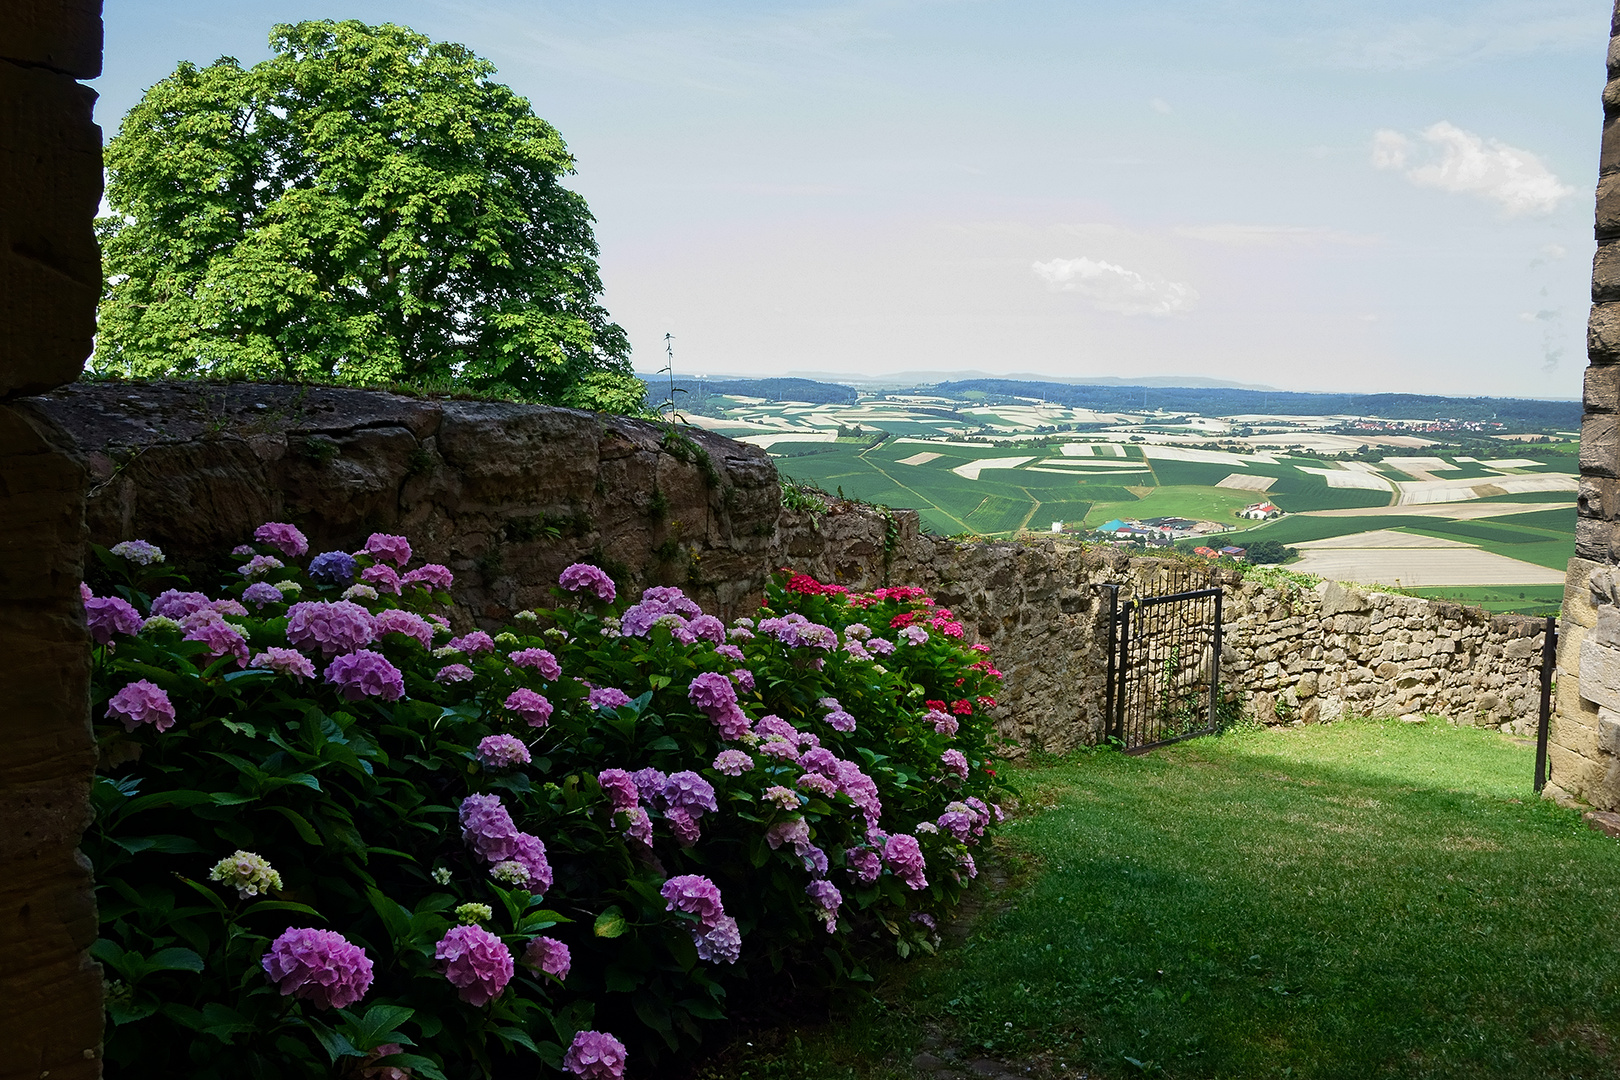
[95,21,639,410]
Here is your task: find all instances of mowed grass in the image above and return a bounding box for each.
[704,721,1620,1080]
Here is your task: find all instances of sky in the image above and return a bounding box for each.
[99,1,1616,398]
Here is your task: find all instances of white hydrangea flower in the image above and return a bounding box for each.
[208,850,283,898]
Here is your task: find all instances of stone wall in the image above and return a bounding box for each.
[1547,0,1620,808]
[38,381,1553,759]
[0,1,104,1076]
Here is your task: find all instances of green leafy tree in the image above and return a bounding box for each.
[95,20,640,410]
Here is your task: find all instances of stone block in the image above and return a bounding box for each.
[1579,475,1619,522]
[1587,361,1620,411]
[1581,638,1620,710]
[1581,412,1620,476]
[1577,515,1620,563]
[0,0,103,77]
[1566,558,1608,629]
[1606,113,1620,177]
[1549,742,1608,798]
[0,61,101,398]
[1600,708,1620,755]
[1320,581,1371,615]
[1600,172,1620,239]
[1606,77,1620,114]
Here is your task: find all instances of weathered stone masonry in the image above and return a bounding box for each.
[0,1,105,1076]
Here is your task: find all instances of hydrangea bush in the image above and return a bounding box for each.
[85,533,1006,1078]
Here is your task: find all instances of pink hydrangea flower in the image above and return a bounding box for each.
[508,832,552,893]
[237,554,284,579]
[715,643,745,663]
[254,522,309,557]
[660,874,726,929]
[694,915,741,964]
[763,785,800,810]
[505,688,553,727]
[797,773,839,798]
[558,563,616,602]
[243,582,285,608]
[847,846,883,885]
[587,687,631,711]
[883,833,928,890]
[664,771,718,816]
[687,614,726,644]
[261,927,373,1009]
[688,671,736,713]
[760,736,800,762]
[324,650,405,701]
[797,747,841,779]
[712,749,753,776]
[563,1031,628,1079]
[85,596,143,645]
[435,924,513,1006]
[459,794,520,862]
[106,679,176,733]
[286,600,376,656]
[937,808,973,842]
[927,709,959,737]
[447,631,495,656]
[619,806,653,847]
[823,707,856,733]
[361,564,402,595]
[362,533,412,567]
[806,880,841,933]
[510,648,561,680]
[373,609,433,649]
[182,610,250,667]
[522,936,571,980]
[940,748,969,780]
[251,647,316,681]
[435,663,475,683]
[597,768,639,811]
[835,760,882,828]
[666,806,702,846]
[403,564,454,589]
[477,734,531,770]
[150,589,214,620]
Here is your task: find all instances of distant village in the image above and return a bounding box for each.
[1071,501,1287,561]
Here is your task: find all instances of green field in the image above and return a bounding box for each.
[1408,584,1566,613]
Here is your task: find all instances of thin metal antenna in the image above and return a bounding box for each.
[659,333,677,420]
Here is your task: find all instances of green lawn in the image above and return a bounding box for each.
[703,722,1620,1080]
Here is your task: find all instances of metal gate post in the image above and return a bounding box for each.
[1115,600,1131,743]
[1210,588,1223,732]
[1102,584,1119,742]
[1535,614,1558,793]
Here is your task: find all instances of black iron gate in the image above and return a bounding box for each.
[1102,585,1224,752]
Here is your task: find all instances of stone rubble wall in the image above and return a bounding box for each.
[1547,0,1620,809]
[36,382,1552,762]
[0,1,105,1075]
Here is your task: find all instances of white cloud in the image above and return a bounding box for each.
[1150,97,1172,114]
[1032,257,1198,317]
[1371,122,1575,216]
[1173,224,1381,247]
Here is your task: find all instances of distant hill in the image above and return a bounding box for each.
[639,375,858,407]
[924,379,1580,427]
[787,370,1277,391]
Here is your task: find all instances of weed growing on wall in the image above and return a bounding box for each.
[84,531,1005,1078]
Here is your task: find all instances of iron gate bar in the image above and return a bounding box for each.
[1534,614,1557,794]
[1114,586,1223,753]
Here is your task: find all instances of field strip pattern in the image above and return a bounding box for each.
[1290,528,1564,586]
[896,451,941,466]
[952,456,1034,480]
[1216,473,1277,491]
[1296,466,1396,491]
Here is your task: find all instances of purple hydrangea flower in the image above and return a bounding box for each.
[85,596,143,645]
[181,611,250,667]
[867,637,895,656]
[360,564,401,595]
[251,647,316,681]
[937,808,973,842]
[766,817,811,854]
[664,771,718,816]
[928,709,959,737]
[940,748,969,780]
[899,625,929,646]
[563,1031,628,1079]
[237,554,284,579]
[597,768,639,811]
[842,640,872,662]
[619,806,653,847]
[797,773,839,798]
[763,785,800,810]
[806,880,842,933]
[403,564,454,589]
[760,736,800,762]
[477,734,531,770]
[106,679,177,733]
[956,852,978,881]
[587,687,631,711]
[688,672,736,713]
[661,874,726,929]
[687,614,726,643]
[231,544,253,557]
[510,648,561,680]
[715,643,745,663]
[448,631,495,656]
[712,749,753,776]
[558,563,617,602]
[797,747,841,778]
[286,600,376,656]
[261,927,373,1009]
[373,609,433,649]
[505,688,553,727]
[362,533,412,567]
[730,668,755,692]
[666,806,702,847]
[435,663,475,683]
[847,846,883,885]
[211,598,249,617]
[435,924,514,1006]
[324,650,404,701]
[308,551,358,586]
[507,832,553,893]
[835,760,883,829]
[824,708,856,733]
[883,833,928,890]
[150,589,214,620]
[631,768,668,807]
[755,715,801,742]
[242,582,285,609]
[254,522,309,557]
[459,793,520,862]
[522,936,571,980]
[110,539,165,565]
[694,914,741,964]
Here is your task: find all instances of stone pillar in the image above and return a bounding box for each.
[1548,1,1620,807]
[0,2,105,1076]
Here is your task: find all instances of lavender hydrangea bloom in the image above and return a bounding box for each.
[666,806,702,846]
[766,817,811,854]
[760,736,800,762]
[842,640,872,662]
[928,709,959,737]
[510,648,561,680]
[883,833,928,890]
[587,687,631,711]
[459,794,520,862]
[237,554,284,579]
[261,927,373,1009]
[242,582,285,609]
[898,625,929,646]
[324,650,405,701]
[711,749,753,776]
[286,600,376,656]
[106,680,176,733]
[664,771,718,816]
[754,715,801,742]
[693,914,741,964]
[448,631,496,656]
[373,609,433,649]
[308,551,358,586]
[362,533,412,567]
[867,637,895,656]
[150,589,214,620]
[251,647,316,681]
[477,734,531,770]
[505,689,553,727]
[563,1031,628,1079]
[823,707,857,733]
[687,672,736,713]
[730,668,755,692]
[763,785,800,810]
[806,880,842,933]
[797,773,839,798]
[620,806,653,847]
[834,760,883,829]
[660,874,726,929]
[435,663,475,683]
[937,809,973,842]
[435,924,513,1006]
[85,596,143,645]
[687,614,726,644]
[522,936,571,980]
[846,846,883,885]
[597,769,639,811]
[631,768,668,808]
[797,747,841,779]
[110,539,165,565]
[715,643,745,663]
[254,522,309,557]
[179,611,250,667]
[403,564,454,589]
[940,748,970,780]
[360,564,401,595]
[558,563,617,602]
[507,832,553,894]
[210,598,249,617]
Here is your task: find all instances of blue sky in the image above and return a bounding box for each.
[101,1,1613,397]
